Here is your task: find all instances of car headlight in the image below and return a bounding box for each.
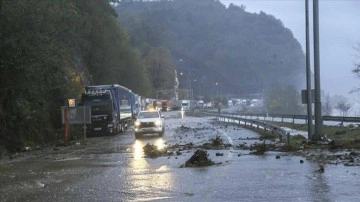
[134,121,140,126]
[155,120,161,126]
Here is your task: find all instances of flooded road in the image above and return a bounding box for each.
[1,111,359,201]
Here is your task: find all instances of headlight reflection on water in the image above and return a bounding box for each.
[155,138,165,150]
[130,139,175,200]
[130,171,175,201]
[133,138,166,160]
[133,140,145,160]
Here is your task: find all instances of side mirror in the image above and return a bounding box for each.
[161,115,165,118]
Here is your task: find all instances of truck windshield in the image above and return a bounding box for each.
[83,97,111,107]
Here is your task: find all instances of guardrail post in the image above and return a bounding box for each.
[287,132,290,145]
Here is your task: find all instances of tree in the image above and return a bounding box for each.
[0,0,153,151]
[265,82,305,114]
[352,43,360,93]
[144,47,175,97]
[335,100,352,117]
[322,93,333,116]
[114,0,306,97]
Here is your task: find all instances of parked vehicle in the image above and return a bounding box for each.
[134,110,165,138]
[172,99,190,111]
[161,100,173,111]
[80,89,117,135]
[181,100,190,110]
[81,84,138,135]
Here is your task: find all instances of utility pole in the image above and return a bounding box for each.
[174,70,179,100]
[188,64,192,100]
[0,0,3,44]
[179,59,191,100]
[305,0,313,140]
[312,0,323,141]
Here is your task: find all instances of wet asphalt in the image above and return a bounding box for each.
[0,111,359,202]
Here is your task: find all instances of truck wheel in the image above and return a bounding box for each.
[119,124,124,133]
[116,123,121,133]
[108,128,114,136]
[112,126,117,135]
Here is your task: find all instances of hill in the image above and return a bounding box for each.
[114,0,306,98]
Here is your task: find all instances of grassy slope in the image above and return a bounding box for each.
[264,121,360,149]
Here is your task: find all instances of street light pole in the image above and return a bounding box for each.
[312,0,323,141]
[179,59,192,100]
[305,0,313,140]
[188,65,192,100]
[215,82,219,97]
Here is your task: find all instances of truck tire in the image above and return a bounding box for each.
[108,127,115,136]
[112,125,117,135]
[116,123,121,133]
[119,123,124,133]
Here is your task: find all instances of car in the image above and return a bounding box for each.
[134,110,165,138]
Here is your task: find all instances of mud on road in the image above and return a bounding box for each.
[1,111,360,202]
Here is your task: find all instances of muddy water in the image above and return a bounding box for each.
[117,146,360,202]
[1,111,359,201]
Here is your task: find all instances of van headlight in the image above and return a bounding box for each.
[134,121,140,126]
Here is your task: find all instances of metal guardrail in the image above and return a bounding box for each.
[227,112,360,124]
[188,111,290,143]
[186,109,360,143]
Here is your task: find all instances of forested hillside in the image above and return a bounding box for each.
[0,0,307,151]
[0,0,151,151]
[115,0,306,96]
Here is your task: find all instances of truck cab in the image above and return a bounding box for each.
[81,89,117,135]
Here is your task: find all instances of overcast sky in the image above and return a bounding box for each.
[220,0,360,103]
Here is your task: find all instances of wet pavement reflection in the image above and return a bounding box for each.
[0,111,359,201]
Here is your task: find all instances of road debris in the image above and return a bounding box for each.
[143,143,167,158]
[182,150,214,167]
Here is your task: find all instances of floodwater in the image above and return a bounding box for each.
[1,111,359,202]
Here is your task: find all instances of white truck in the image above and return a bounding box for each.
[173,99,190,111]
[181,100,190,110]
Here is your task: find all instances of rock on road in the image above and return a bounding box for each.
[1,111,359,202]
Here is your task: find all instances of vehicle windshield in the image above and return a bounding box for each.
[83,97,111,107]
[138,111,159,119]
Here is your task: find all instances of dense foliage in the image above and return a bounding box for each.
[115,0,306,98]
[0,0,151,151]
[265,82,304,114]
[144,47,176,95]
[0,0,308,150]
